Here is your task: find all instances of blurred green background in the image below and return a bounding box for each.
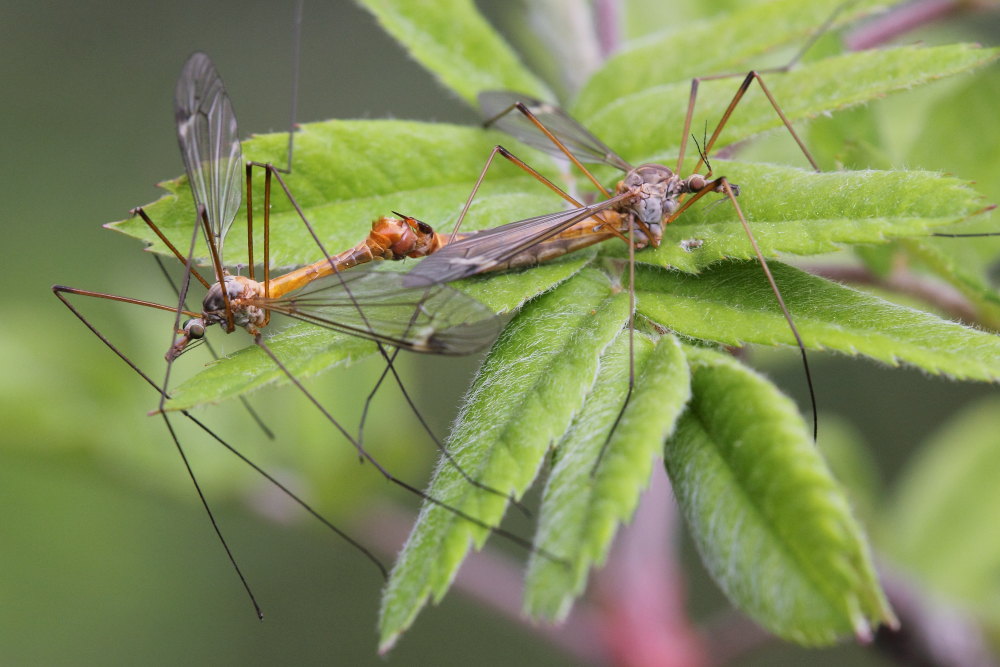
[3,0,999,665]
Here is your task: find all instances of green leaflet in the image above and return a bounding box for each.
[574,0,891,118]
[524,332,690,620]
[354,0,551,106]
[635,262,1000,381]
[605,162,986,273]
[665,345,894,644]
[579,44,1000,168]
[379,268,630,651]
[165,325,377,411]
[453,253,594,314]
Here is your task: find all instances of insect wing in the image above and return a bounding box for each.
[404,194,629,286]
[261,265,500,355]
[175,52,243,261]
[479,90,632,172]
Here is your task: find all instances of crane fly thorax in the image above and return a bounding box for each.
[616,164,686,226]
[202,275,266,328]
[612,165,740,249]
[612,163,686,246]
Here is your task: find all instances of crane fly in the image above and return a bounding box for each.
[52,52,563,617]
[396,64,826,464]
[162,54,497,360]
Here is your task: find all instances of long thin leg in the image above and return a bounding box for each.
[700,178,819,440]
[153,254,274,439]
[53,287,387,581]
[591,216,638,475]
[245,164,256,282]
[680,69,820,178]
[254,333,563,564]
[246,163,536,520]
[484,101,613,197]
[159,410,263,619]
[659,176,818,438]
[665,25,832,437]
[263,166,272,307]
[448,144,627,245]
[196,205,235,332]
[282,0,303,175]
[182,410,385,577]
[933,232,1000,237]
[133,207,212,289]
[356,346,533,517]
[674,4,849,176]
[160,211,264,615]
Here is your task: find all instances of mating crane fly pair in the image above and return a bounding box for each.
[53,40,826,615]
[52,53,567,615]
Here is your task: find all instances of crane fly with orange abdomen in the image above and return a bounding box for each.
[399,67,824,465]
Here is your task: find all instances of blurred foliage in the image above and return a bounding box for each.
[4,0,999,664]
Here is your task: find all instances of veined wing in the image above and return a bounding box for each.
[404,194,630,286]
[258,264,500,355]
[479,91,632,172]
[175,52,243,262]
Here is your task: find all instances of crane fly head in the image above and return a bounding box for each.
[165,275,264,361]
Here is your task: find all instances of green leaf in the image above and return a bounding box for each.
[576,0,891,118]
[108,120,562,270]
[355,0,551,106]
[165,325,376,411]
[378,268,630,652]
[606,162,987,273]
[882,397,1000,624]
[636,262,1000,381]
[524,332,690,620]
[578,44,1000,168]
[665,345,894,644]
[455,253,594,314]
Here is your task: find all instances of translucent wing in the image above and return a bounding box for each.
[175,52,243,262]
[259,264,500,355]
[479,91,632,172]
[404,194,630,286]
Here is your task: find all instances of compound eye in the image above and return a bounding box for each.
[183,319,206,339]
